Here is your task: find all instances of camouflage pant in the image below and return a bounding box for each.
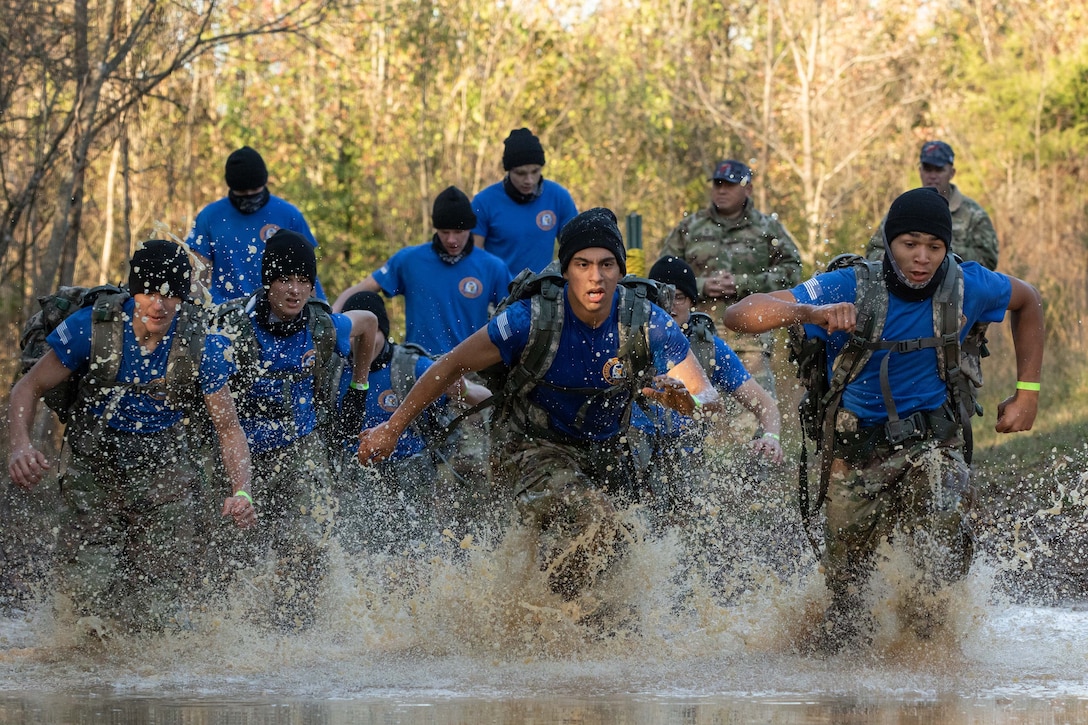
[58,428,197,631]
[335,452,438,554]
[229,434,338,630]
[491,427,639,600]
[823,435,973,616]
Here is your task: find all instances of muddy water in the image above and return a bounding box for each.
[2,521,1088,724]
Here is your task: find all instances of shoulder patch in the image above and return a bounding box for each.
[495,310,513,341]
[802,277,822,300]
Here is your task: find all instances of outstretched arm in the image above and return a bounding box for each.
[723,290,858,335]
[357,327,503,464]
[7,351,73,489]
[331,276,382,313]
[732,378,784,463]
[205,385,256,529]
[641,350,723,418]
[995,277,1044,433]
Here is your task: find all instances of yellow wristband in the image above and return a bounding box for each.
[1016,381,1041,392]
[234,490,253,504]
[349,380,370,391]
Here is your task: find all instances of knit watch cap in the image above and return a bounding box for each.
[885,187,953,248]
[502,128,546,171]
[128,240,191,298]
[557,207,626,275]
[431,186,477,230]
[649,255,699,302]
[342,291,390,339]
[225,146,269,191]
[262,229,317,286]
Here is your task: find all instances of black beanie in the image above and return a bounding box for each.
[342,291,390,339]
[502,128,546,171]
[557,207,626,275]
[431,186,477,230]
[649,256,698,302]
[885,187,953,248]
[224,146,268,191]
[128,240,191,298]
[262,229,317,287]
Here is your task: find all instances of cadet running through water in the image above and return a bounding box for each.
[723,187,1043,654]
[7,240,256,634]
[357,207,723,610]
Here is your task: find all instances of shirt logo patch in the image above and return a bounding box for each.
[378,389,400,412]
[147,378,167,401]
[602,357,627,384]
[536,210,558,232]
[459,277,483,299]
[301,348,317,371]
[259,224,281,243]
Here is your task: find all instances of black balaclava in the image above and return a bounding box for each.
[881,187,953,302]
[128,240,191,299]
[342,290,394,370]
[557,207,627,276]
[225,146,271,214]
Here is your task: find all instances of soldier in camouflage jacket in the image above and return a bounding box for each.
[659,159,802,404]
[865,140,999,270]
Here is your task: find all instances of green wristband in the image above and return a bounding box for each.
[349,380,370,391]
[234,490,253,504]
[1016,381,1041,392]
[762,432,780,441]
[691,395,703,409]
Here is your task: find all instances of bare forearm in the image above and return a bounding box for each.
[722,292,808,333]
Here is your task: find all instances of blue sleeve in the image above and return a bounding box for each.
[371,249,406,297]
[648,306,690,372]
[487,299,532,367]
[185,207,214,259]
[471,189,491,239]
[558,187,578,230]
[331,312,354,358]
[712,338,751,393]
[46,306,94,372]
[199,333,236,395]
[962,264,1012,329]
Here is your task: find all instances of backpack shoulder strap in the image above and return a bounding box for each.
[84,292,128,389]
[163,301,208,408]
[507,276,566,398]
[685,311,718,374]
[307,299,341,409]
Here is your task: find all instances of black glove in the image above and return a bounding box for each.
[337,384,369,444]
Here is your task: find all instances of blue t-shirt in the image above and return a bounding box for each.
[471,180,578,275]
[337,347,449,460]
[372,241,512,355]
[488,288,690,440]
[48,298,234,433]
[234,307,353,453]
[791,262,1012,426]
[632,335,750,437]
[186,194,326,304]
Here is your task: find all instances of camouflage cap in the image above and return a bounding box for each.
[709,160,752,185]
[919,141,954,167]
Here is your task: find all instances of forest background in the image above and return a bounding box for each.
[0,0,1085,449]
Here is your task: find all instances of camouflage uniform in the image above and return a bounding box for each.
[820,411,973,643]
[59,427,198,632]
[490,423,636,600]
[660,202,802,395]
[866,185,999,270]
[227,434,339,630]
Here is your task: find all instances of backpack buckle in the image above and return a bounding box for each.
[884,411,927,445]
